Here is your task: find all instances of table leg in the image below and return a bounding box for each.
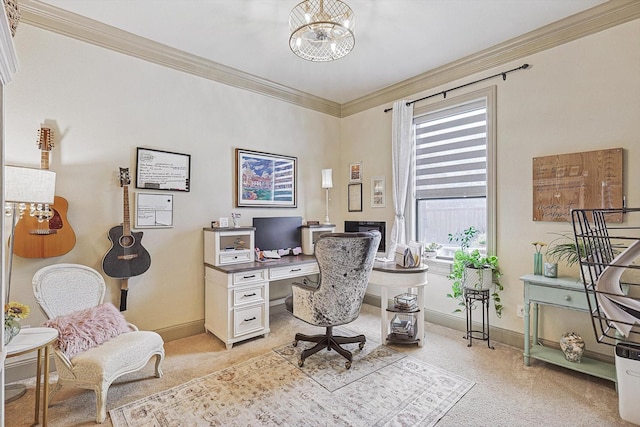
[380,286,388,345]
[43,344,51,427]
[417,285,425,347]
[524,300,531,365]
[533,302,539,345]
[34,347,43,424]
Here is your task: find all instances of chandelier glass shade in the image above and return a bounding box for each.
[289,0,355,62]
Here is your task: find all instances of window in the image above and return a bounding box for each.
[413,87,496,257]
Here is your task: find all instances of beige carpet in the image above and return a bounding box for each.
[110,339,473,426]
[4,304,634,426]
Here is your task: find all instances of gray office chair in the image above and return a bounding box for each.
[285,231,381,369]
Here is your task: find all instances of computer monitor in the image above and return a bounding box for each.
[344,221,386,253]
[253,216,302,252]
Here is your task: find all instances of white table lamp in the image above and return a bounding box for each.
[3,165,56,403]
[4,165,56,302]
[321,169,333,225]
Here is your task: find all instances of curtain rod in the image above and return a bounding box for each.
[383,63,531,113]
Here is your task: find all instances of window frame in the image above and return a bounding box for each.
[409,86,497,256]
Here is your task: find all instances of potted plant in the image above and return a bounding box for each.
[545,232,586,268]
[424,242,442,259]
[446,227,504,317]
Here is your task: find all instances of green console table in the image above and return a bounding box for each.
[520,274,616,384]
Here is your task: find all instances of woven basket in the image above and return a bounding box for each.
[3,0,20,37]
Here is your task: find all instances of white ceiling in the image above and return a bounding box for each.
[39,0,606,104]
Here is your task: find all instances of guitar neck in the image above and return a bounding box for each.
[123,185,131,237]
[40,150,50,170]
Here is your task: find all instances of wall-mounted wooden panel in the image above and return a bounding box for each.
[533,148,623,222]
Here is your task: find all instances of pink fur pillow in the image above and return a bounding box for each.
[43,303,131,360]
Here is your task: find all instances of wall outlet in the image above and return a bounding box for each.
[516,305,524,318]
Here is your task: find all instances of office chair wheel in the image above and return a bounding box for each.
[359,342,365,350]
[345,361,352,370]
[293,340,298,347]
[298,358,304,367]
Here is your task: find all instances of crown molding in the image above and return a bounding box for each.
[18,0,342,117]
[341,0,640,117]
[16,0,640,118]
[0,3,18,85]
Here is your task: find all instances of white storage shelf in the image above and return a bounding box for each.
[204,227,255,266]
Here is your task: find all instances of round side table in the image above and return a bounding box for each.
[5,327,58,427]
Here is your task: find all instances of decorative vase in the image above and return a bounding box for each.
[559,332,585,363]
[232,214,241,228]
[534,253,543,275]
[4,318,21,346]
[544,262,558,278]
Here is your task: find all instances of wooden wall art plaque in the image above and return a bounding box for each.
[532,148,623,222]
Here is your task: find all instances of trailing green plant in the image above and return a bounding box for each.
[446,227,504,317]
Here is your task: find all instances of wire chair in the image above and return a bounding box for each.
[571,207,640,347]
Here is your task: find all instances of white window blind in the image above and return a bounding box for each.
[414,99,487,199]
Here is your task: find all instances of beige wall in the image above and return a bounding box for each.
[5,25,341,336]
[5,17,640,361]
[342,19,640,356]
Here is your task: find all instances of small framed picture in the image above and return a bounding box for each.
[349,162,362,183]
[371,176,385,208]
[348,183,363,212]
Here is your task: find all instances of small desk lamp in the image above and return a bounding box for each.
[321,169,333,225]
[4,165,56,402]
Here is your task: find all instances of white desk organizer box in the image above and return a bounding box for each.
[204,227,255,266]
[301,224,335,255]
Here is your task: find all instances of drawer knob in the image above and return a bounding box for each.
[244,316,257,322]
[243,293,257,297]
[564,295,571,301]
[291,268,302,272]
[243,274,256,279]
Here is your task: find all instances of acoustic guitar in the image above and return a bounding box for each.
[12,127,76,258]
[102,168,151,310]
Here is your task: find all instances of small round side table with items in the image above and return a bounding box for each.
[5,327,58,427]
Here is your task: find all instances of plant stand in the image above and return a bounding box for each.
[463,288,494,349]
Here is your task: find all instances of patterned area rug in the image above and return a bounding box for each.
[110,341,474,426]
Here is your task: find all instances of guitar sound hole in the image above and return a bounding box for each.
[119,235,135,248]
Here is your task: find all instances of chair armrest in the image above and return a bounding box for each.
[291,280,319,292]
[53,347,74,370]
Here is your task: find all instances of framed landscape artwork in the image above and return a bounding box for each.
[235,149,297,207]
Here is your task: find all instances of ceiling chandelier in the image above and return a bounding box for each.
[289,0,355,62]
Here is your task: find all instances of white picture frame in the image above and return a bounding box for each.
[135,192,174,228]
[371,176,386,208]
[349,162,362,183]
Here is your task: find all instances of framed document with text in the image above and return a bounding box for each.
[348,183,362,212]
[136,147,191,192]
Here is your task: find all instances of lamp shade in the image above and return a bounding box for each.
[5,165,56,204]
[321,168,333,189]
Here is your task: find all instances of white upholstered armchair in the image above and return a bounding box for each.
[32,263,165,423]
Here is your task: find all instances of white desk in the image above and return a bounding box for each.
[204,255,319,349]
[205,257,429,350]
[369,261,429,347]
[6,327,58,427]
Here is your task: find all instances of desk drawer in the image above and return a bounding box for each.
[232,270,266,286]
[269,263,319,280]
[219,250,252,265]
[528,285,589,311]
[233,284,265,307]
[234,305,265,337]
